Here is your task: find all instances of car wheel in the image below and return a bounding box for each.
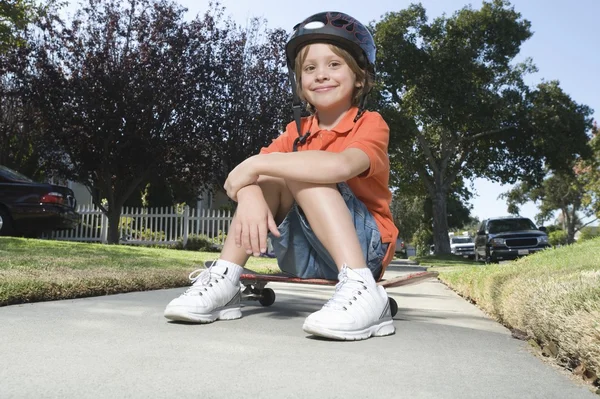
[0,208,14,236]
[485,250,498,264]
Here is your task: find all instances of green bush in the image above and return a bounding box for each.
[578,226,600,241]
[118,216,166,241]
[170,234,221,252]
[548,230,568,247]
[412,225,433,257]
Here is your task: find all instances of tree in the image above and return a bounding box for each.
[0,1,60,179]
[0,0,33,53]
[0,43,43,178]
[582,122,600,218]
[373,1,592,253]
[28,0,234,243]
[391,184,473,243]
[208,17,291,186]
[390,192,424,243]
[502,121,597,243]
[125,17,291,208]
[502,171,590,243]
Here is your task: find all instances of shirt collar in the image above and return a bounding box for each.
[308,107,359,135]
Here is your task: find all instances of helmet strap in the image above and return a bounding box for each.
[354,95,368,122]
[288,68,304,136]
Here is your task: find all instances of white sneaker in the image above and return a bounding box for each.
[164,264,241,323]
[302,266,395,340]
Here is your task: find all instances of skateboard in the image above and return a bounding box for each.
[204,261,439,317]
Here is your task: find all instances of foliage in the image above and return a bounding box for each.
[502,127,597,243]
[391,184,473,243]
[171,234,220,252]
[581,123,600,219]
[0,44,43,179]
[455,216,481,237]
[548,230,567,247]
[0,0,58,179]
[390,192,424,243]
[578,227,600,242]
[25,0,289,243]
[412,224,433,257]
[119,216,167,242]
[0,0,34,53]
[372,1,592,253]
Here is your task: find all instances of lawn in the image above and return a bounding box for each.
[0,237,279,306]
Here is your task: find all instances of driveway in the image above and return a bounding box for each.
[0,264,595,399]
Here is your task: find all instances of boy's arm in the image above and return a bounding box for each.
[255,149,370,183]
[224,149,369,201]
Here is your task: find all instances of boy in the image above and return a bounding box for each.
[165,11,399,341]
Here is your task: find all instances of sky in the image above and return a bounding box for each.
[63,0,600,225]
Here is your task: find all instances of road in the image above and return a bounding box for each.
[0,263,595,399]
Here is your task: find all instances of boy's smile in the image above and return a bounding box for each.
[300,43,358,118]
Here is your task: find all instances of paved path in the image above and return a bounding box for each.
[0,265,596,399]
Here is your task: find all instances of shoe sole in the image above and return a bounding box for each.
[164,306,242,323]
[302,319,395,341]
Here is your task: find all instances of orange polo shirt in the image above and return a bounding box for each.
[260,107,399,271]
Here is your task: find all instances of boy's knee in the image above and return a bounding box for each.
[286,180,338,193]
[256,175,289,196]
[257,175,285,186]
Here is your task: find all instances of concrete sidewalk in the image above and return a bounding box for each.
[0,266,595,399]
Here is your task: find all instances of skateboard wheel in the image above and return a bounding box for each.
[389,297,398,317]
[258,288,276,307]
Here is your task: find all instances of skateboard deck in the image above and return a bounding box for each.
[204,261,438,316]
[239,269,438,288]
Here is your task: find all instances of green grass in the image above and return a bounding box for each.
[0,237,279,306]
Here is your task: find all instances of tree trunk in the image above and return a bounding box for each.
[432,190,451,254]
[566,207,576,244]
[107,208,122,244]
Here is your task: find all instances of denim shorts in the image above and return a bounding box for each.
[268,183,388,280]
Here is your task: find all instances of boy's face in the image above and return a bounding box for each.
[300,43,358,114]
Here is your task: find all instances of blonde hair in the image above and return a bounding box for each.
[294,43,372,113]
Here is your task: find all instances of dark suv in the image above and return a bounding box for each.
[474,217,550,263]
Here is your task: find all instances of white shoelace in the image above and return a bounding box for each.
[182,265,227,296]
[324,268,367,311]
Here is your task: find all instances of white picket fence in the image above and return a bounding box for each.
[47,205,233,246]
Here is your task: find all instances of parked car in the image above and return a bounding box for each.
[0,165,79,237]
[395,237,407,259]
[449,232,475,259]
[474,216,550,263]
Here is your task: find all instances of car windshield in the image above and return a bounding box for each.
[451,237,472,244]
[488,219,537,233]
[0,165,34,183]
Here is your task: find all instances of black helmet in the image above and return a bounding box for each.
[285,12,376,151]
[286,11,376,72]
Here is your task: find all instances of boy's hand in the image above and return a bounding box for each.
[234,186,281,256]
[224,156,260,201]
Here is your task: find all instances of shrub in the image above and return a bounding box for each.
[170,234,221,252]
[549,230,568,247]
[412,225,433,257]
[578,227,600,241]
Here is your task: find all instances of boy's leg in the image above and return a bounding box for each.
[283,181,386,278]
[164,176,294,323]
[219,176,295,265]
[282,180,394,340]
